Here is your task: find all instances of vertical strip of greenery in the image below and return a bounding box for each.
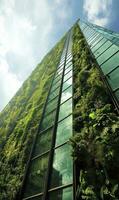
[70,24,119,199]
[0,36,66,200]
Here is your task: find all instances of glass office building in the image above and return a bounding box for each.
[0,19,119,200]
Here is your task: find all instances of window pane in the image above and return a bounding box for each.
[92,37,107,53]
[55,115,72,146]
[41,110,56,130]
[53,74,62,85]
[65,61,72,68]
[97,44,119,65]
[61,86,72,104]
[62,77,72,92]
[107,67,119,90]
[94,40,112,58]
[48,86,60,102]
[50,144,73,188]
[59,98,72,121]
[49,186,73,200]
[45,96,58,114]
[63,70,72,82]
[51,79,61,92]
[23,154,49,198]
[90,36,103,48]
[64,65,73,75]
[101,52,119,74]
[33,128,53,157]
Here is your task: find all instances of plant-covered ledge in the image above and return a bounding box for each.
[70,24,119,199]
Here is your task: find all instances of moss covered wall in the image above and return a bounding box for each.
[71,24,119,199]
[0,36,66,200]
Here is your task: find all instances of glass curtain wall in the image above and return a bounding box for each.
[22,29,73,200]
[79,20,119,103]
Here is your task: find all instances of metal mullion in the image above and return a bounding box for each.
[65,62,72,70]
[38,125,53,136]
[43,31,72,200]
[60,96,72,106]
[66,58,72,65]
[89,34,101,46]
[93,38,108,54]
[113,87,119,93]
[32,150,50,161]
[96,43,113,59]
[91,36,104,49]
[49,184,73,192]
[58,113,72,124]
[54,141,68,150]
[64,68,72,76]
[50,84,60,95]
[85,29,95,40]
[86,31,97,42]
[23,193,43,200]
[48,183,73,193]
[99,49,119,66]
[19,32,67,200]
[44,107,56,118]
[63,75,72,84]
[83,26,91,35]
[106,65,119,76]
[87,32,98,43]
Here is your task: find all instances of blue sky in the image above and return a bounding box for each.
[0,0,119,111]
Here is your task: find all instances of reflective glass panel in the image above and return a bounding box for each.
[97,44,119,65]
[33,128,53,157]
[56,115,72,147]
[41,110,56,130]
[51,80,61,92]
[90,36,103,48]
[23,154,49,198]
[64,65,72,75]
[62,77,72,91]
[61,86,72,104]
[107,67,119,90]
[45,96,58,114]
[101,52,119,74]
[94,40,112,58]
[48,86,60,101]
[59,98,72,121]
[63,70,72,82]
[50,144,73,188]
[53,74,62,84]
[92,37,107,53]
[23,195,42,200]
[48,186,73,200]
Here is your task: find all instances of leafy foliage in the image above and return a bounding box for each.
[0,36,65,199]
[70,24,119,200]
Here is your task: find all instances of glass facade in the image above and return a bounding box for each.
[22,30,73,200]
[79,20,119,103]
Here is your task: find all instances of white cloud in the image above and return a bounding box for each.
[83,0,112,26]
[0,0,72,111]
[0,57,21,111]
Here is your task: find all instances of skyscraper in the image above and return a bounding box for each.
[0,19,119,200]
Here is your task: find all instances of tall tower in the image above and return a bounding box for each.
[0,20,119,200]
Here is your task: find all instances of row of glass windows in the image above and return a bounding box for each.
[23,32,73,200]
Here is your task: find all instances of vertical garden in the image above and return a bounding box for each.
[71,24,119,199]
[0,36,65,200]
